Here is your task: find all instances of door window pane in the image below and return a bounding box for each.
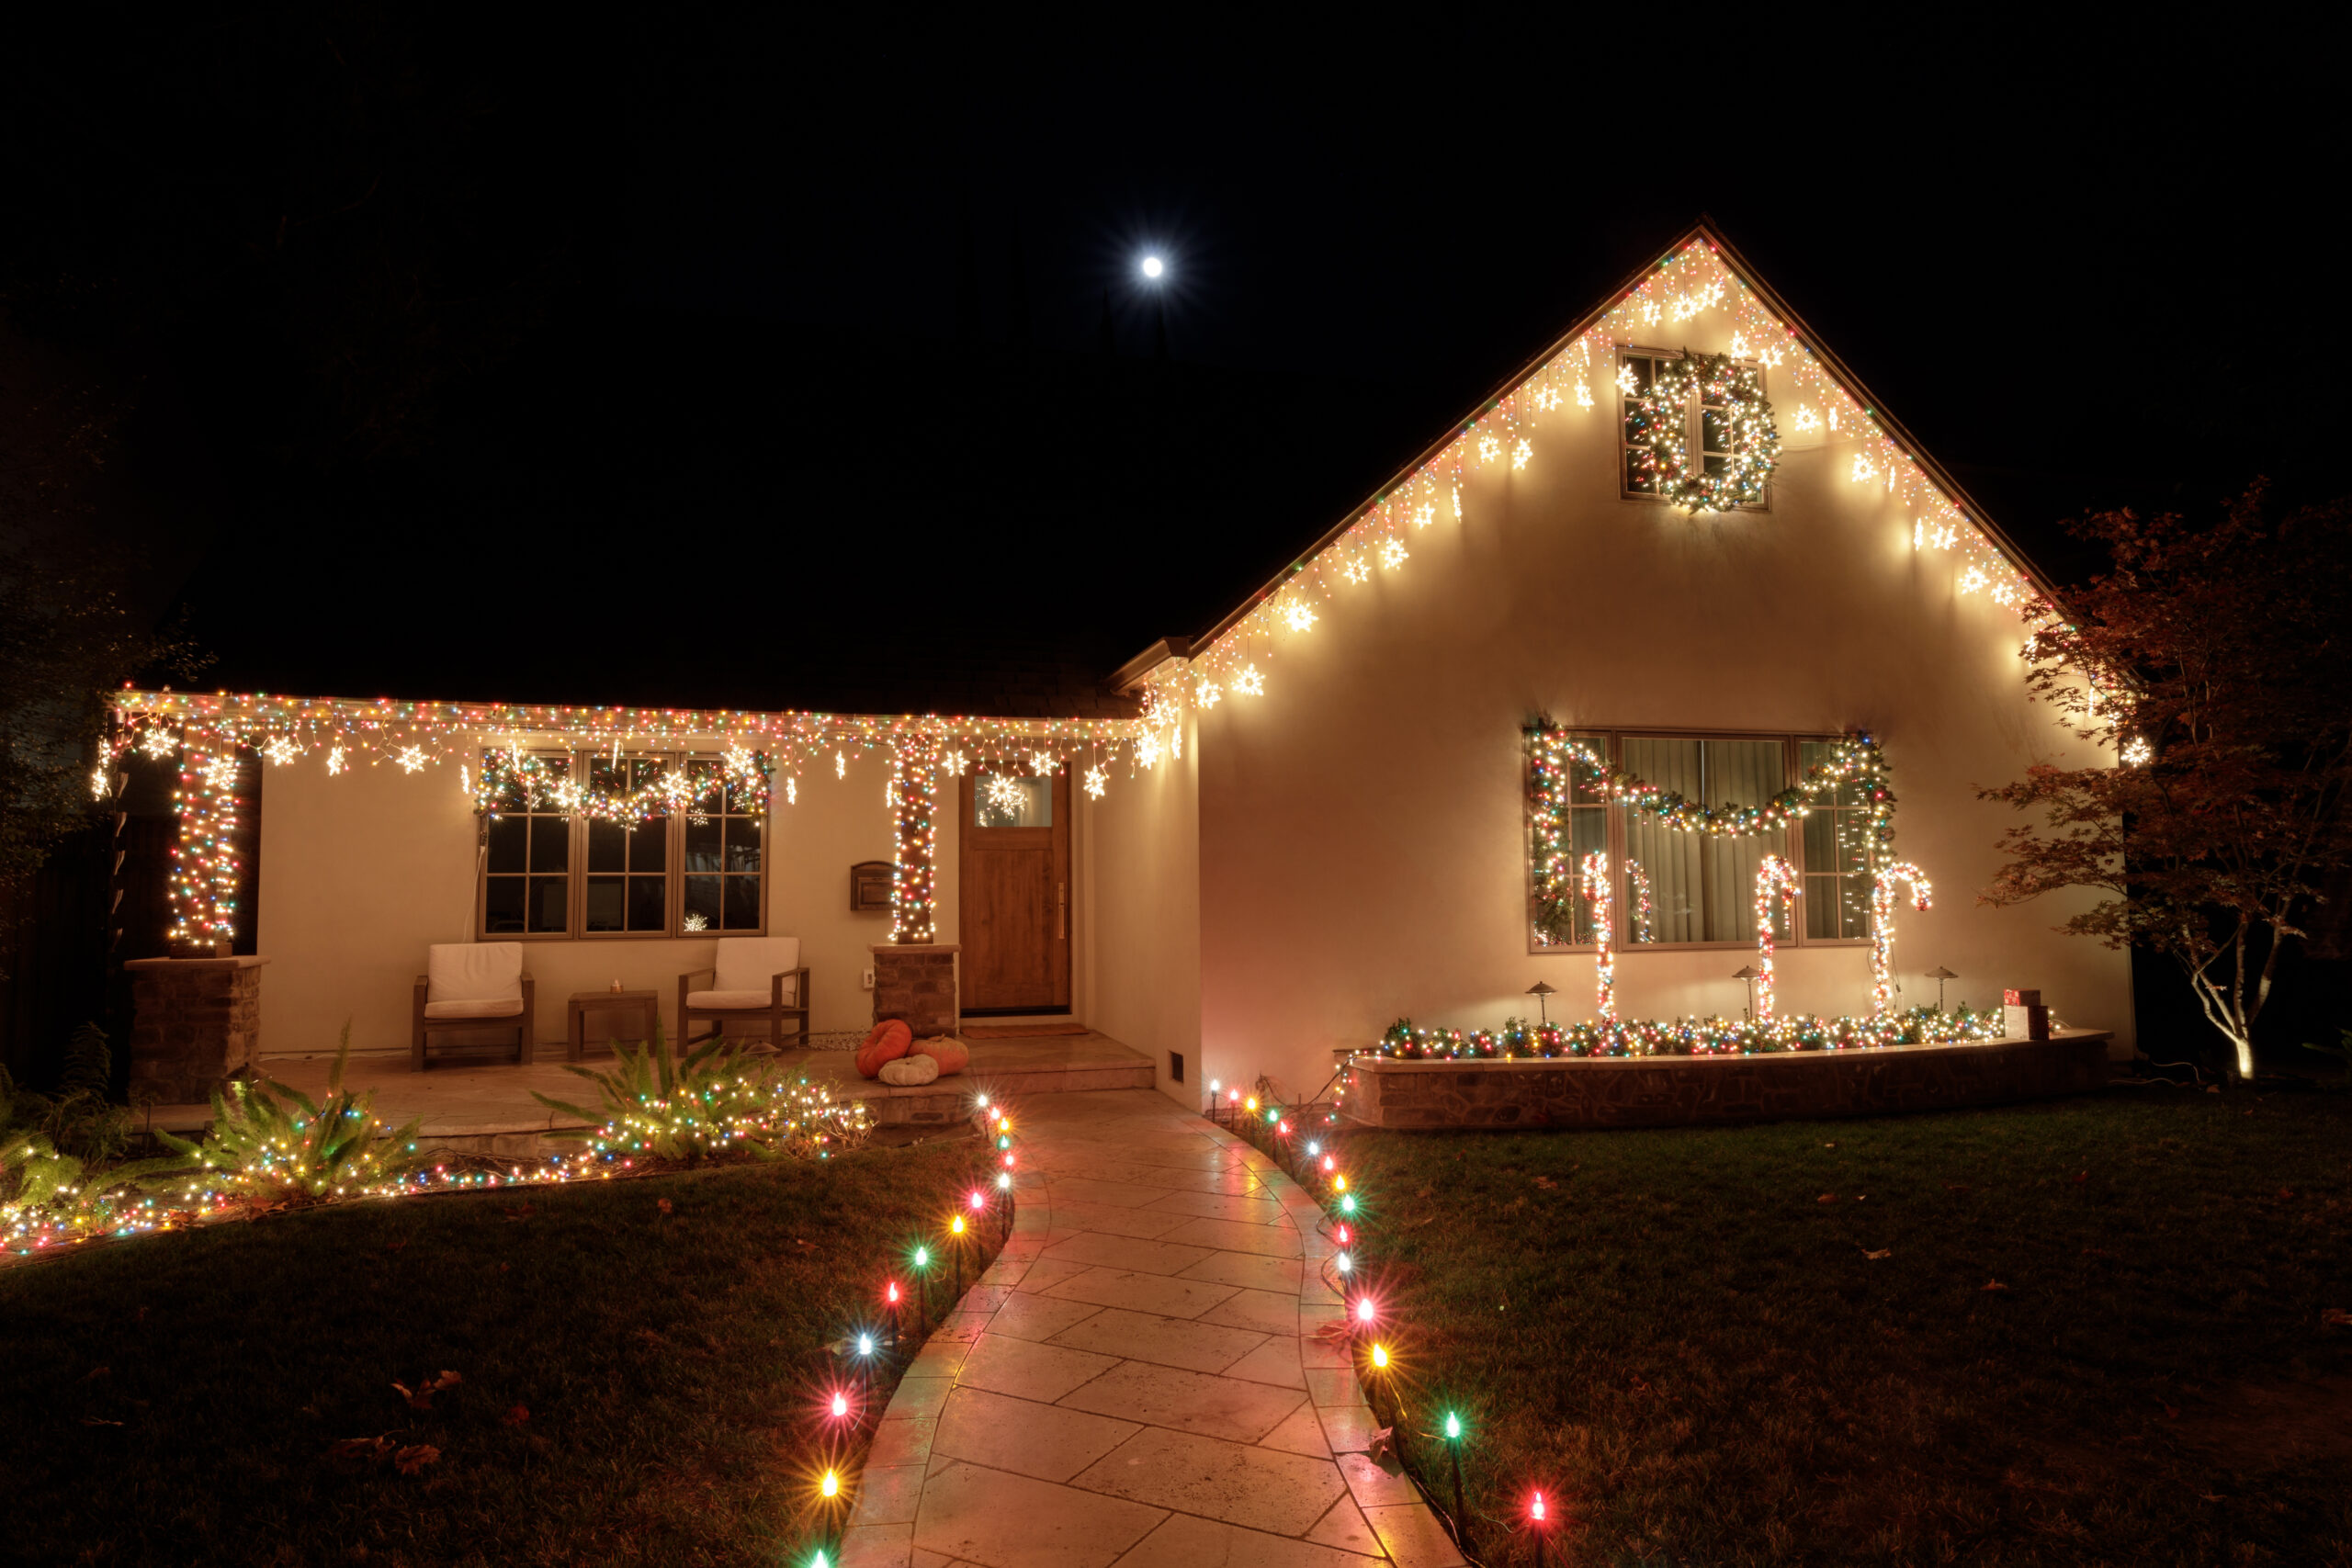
[977,773,1052,827]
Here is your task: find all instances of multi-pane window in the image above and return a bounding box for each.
[479,750,763,939]
[1799,740,1873,940]
[683,758,763,933]
[1619,349,1767,505]
[484,754,572,934]
[1529,733,1858,951]
[585,757,670,934]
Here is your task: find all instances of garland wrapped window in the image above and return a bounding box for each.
[1528,719,1893,945]
[1626,350,1781,513]
[474,747,773,823]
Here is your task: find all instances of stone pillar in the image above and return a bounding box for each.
[123,955,269,1103]
[871,943,958,1038]
[888,736,943,943]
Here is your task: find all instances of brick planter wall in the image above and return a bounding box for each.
[123,956,269,1103]
[872,943,958,1037]
[1341,1031,2113,1130]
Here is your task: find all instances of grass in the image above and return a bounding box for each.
[1337,1087,2352,1567]
[0,1135,1001,1568]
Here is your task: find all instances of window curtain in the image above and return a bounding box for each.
[1622,738,1703,942]
[1700,739,1784,943]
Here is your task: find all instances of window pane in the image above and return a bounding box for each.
[628,874,666,932]
[684,815,722,872]
[1839,874,1871,941]
[493,766,528,813]
[1803,811,1836,878]
[1623,739,1702,943]
[1805,875,1840,940]
[684,875,721,932]
[529,818,570,873]
[723,874,760,930]
[588,818,628,874]
[589,756,625,794]
[527,875,568,933]
[726,818,762,872]
[631,817,667,874]
[486,814,527,874]
[484,876,525,932]
[584,875,625,932]
[724,769,761,815]
[1623,447,1655,493]
[1565,735,1607,806]
[976,774,1052,827]
[631,758,665,792]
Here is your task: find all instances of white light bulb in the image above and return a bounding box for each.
[1141,254,1164,279]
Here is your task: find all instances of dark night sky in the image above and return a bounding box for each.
[2,13,2334,713]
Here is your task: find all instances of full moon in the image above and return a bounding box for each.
[1140,254,1165,279]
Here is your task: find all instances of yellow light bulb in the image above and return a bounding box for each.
[1371,1344,1390,1370]
[821,1469,840,1497]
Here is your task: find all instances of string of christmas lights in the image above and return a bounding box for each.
[1628,351,1780,512]
[1374,1005,2001,1060]
[1175,236,2041,708]
[1751,854,1803,1021]
[1870,863,1933,1019]
[1578,851,1615,1020]
[475,746,773,822]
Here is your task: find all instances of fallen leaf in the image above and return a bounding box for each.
[502,1404,530,1427]
[657,1198,673,1215]
[383,1240,407,1253]
[79,1416,124,1427]
[2073,1171,2089,1183]
[1944,1181,1973,1192]
[2160,1403,2179,1420]
[1982,1280,2009,1292]
[393,1443,440,1475]
[134,1306,149,1324]
[81,1366,110,1382]
[2321,1308,2351,1326]
[327,1436,392,1467]
[1863,1248,1891,1261]
[2199,1494,2226,1502]
[1817,1193,1838,1204]
[2278,1188,2297,1201]
[1823,1143,1836,1149]
[1534,1176,1557,1190]
[393,1371,462,1411]
[1365,1425,1398,1465]
[502,1204,533,1221]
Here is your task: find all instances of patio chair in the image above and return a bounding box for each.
[680,936,810,1051]
[413,942,536,1071]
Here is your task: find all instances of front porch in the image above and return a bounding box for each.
[144,1030,1158,1154]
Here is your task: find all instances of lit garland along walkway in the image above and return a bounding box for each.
[843,1088,1462,1568]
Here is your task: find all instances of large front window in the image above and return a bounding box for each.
[481,750,764,939]
[1531,731,1860,952]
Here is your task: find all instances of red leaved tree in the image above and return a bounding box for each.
[1979,489,2352,1080]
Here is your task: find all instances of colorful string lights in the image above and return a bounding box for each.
[1869,863,1933,1018]
[1751,855,1803,1021]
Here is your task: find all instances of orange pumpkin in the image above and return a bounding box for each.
[920,1036,971,1076]
[856,1019,914,1078]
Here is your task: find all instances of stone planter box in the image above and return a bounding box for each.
[1340,1030,2113,1131]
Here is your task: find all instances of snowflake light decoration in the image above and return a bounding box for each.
[1030,750,1056,777]
[2121,738,2153,767]
[1342,560,1368,584]
[1196,681,1221,708]
[1380,539,1408,570]
[1615,363,1639,395]
[786,775,797,805]
[684,911,708,931]
[326,746,345,776]
[946,750,967,777]
[89,764,109,800]
[1232,665,1264,696]
[984,773,1027,816]
[1134,732,1162,770]
[1283,603,1317,633]
[1083,765,1106,799]
[1476,434,1499,464]
[262,736,300,767]
[136,728,177,760]
[1512,439,1532,469]
[1575,380,1593,408]
[834,750,846,779]
[1413,502,1434,528]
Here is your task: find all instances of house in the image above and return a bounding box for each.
[106,223,2132,1109]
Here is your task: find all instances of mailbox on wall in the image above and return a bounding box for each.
[849,860,892,913]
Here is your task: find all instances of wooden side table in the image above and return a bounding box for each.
[568,989,660,1061]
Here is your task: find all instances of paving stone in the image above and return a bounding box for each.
[933,1385,1139,1483]
[956,1331,1121,1404]
[1305,1367,1366,1408]
[1222,1334,1306,1389]
[1042,1267,1240,1320]
[906,1338,972,1379]
[1057,1359,1308,1444]
[1042,1200,1202,1239]
[840,1519,913,1568]
[1040,1232,1217,1278]
[869,1416,936,1470]
[888,1378,954,1421]
[986,1292,1106,1344]
[849,1464,927,1526]
[1304,1495,1388,1559]
[1047,1176,1175,1208]
[1362,1503,1466,1567]
[1257,1402,1334,1461]
[1140,1189,1289,1225]
[1195,1286,1300,1336]
[1316,1403,1385,1454]
[1156,1215,1305,1258]
[1046,1306,1266,1375]
[913,1460,1165,1568]
[1179,1250,1304,1294]
[1108,1510,1385,1567]
[1335,1450,1420,1509]
[1012,1257,1099,1294]
[1068,1424,1346,1536]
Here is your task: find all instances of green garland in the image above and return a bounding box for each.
[1627,350,1780,513]
[1528,719,1893,944]
[474,747,771,824]
[1377,1006,1997,1060]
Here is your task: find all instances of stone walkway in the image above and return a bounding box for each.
[842,1089,1463,1568]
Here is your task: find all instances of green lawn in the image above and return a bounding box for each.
[0,1136,999,1568]
[1337,1088,2352,1567]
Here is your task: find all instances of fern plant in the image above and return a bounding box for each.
[535,1020,869,1165]
[154,1024,424,1203]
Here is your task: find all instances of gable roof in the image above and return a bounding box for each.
[1118,219,2056,696]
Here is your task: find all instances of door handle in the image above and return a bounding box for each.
[1057,881,1067,940]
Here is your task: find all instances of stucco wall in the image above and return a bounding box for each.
[1084,705,1200,1106]
[1193,334,2132,1100]
[254,744,958,1056]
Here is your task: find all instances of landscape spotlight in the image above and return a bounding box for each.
[1140,254,1165,279]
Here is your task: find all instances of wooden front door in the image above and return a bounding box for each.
[958,770,1071,1012]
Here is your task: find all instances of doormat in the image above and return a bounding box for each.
[959,1022,1091,1039]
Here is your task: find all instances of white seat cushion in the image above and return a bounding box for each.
[712,936,800,994]
[426,942,524,1007]
[424,998,526,1021]
[687,988,786,1010]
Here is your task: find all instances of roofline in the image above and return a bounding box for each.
[1121,218,2060,689]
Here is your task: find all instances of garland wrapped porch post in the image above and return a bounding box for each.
[888,734,943,944]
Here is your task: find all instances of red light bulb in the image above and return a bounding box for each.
[1532,1491,1547,1521]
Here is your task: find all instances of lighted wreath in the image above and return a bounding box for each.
[1626,349,1780,513]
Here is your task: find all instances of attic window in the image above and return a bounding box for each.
[1619,350,1768,508]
